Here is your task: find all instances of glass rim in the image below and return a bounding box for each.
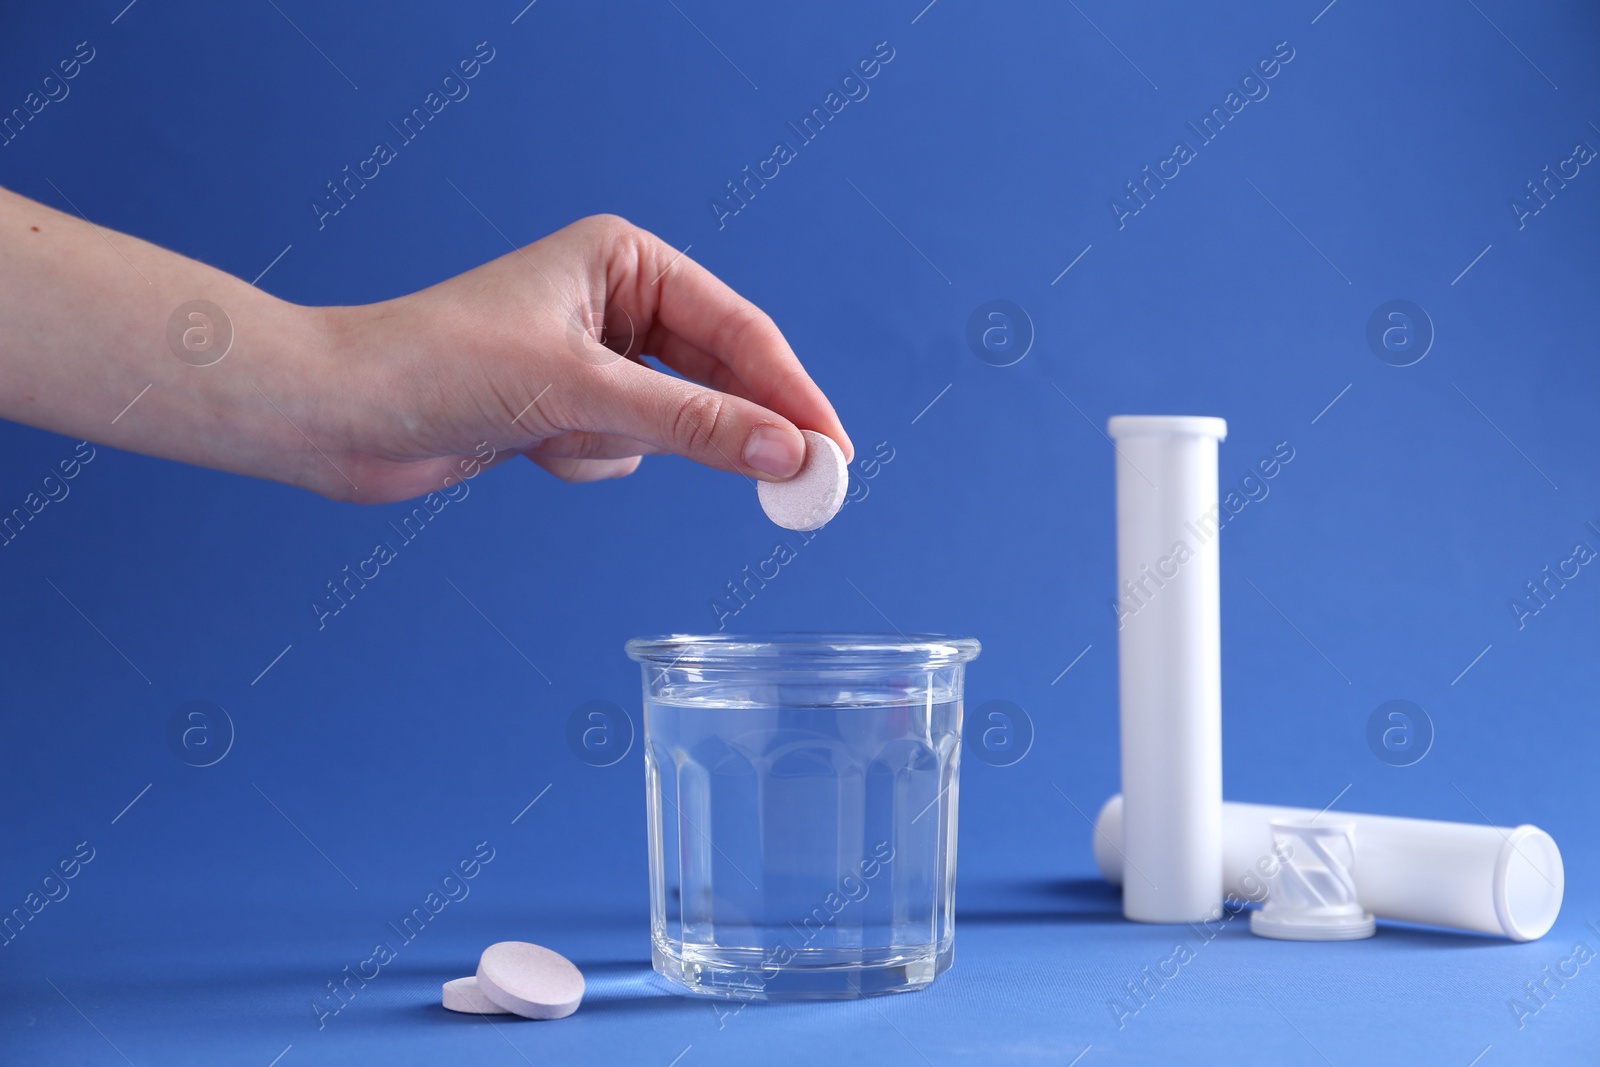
[625,632,980,669]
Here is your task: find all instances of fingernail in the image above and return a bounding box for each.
[742,425,805,479]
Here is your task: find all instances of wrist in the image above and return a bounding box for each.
[245,298,380,502]
[311,300,410,465]
[297,297,453,503]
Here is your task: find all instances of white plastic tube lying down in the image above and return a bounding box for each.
[1091,794,1564,941]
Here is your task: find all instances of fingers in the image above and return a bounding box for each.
[569,356,807,480]
[581,216,854,462]
[528,454,642,483]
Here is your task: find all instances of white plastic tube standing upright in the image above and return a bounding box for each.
[1092,795,1565,941]
[1108,415,1228,923]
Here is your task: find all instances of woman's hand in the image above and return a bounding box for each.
[318,214,853,502]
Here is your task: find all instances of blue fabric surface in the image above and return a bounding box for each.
[2,0,1598,1062]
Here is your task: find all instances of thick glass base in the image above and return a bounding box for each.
[652,939,953,1000]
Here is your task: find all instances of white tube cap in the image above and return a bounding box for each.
[1250,820,1375,942]
[1107,415,1228,440]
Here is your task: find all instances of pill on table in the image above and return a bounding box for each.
[442,975,509,1014]
[475,941,585,1020]
[757,429,848,531]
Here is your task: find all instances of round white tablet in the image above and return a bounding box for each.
[475,941,585,1021]
[757,429,848,532]
[441,975,508,1014]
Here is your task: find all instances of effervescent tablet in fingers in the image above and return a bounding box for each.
[757,429,848,531]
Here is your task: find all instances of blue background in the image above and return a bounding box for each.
[2,0,1597,1063]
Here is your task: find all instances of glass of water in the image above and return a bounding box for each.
[626,633,980,999]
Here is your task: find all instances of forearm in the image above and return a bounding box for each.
[0,184,354,497]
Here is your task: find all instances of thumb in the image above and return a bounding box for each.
[579,357,806,480]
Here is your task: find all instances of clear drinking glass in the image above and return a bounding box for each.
[626,633,980,1000]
